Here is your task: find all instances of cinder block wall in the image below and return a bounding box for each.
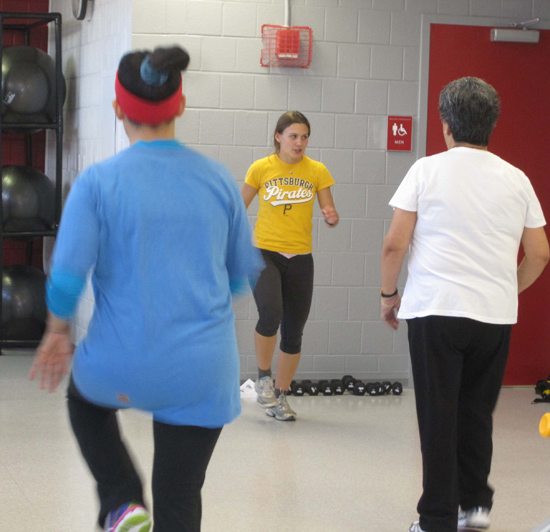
[47,0,132,344]
[50,0,550,383]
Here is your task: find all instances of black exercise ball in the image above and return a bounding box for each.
[2,265,46,340]
[1,45,66,125]
[2,166,55,232]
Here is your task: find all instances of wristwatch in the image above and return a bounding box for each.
[380,288,398,298]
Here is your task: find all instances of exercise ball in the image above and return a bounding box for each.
[2,166,55,232]
[1,45,66,125]
[2,265,46,340]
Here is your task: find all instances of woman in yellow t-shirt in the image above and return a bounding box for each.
[241,111,339,421]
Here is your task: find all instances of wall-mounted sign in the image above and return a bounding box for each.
[387,116,413,151]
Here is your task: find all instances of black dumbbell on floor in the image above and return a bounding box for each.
[342,375,357,393]
[352,380,367,396]
[392,382,403,395]
[318,380,334,396]
[302,380,320,396]
[293,381,306,396]
[366,382,384,396]
[331,379,345,395]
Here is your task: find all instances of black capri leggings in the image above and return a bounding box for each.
[253,249,314,354]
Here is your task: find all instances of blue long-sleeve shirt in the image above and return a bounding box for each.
[48,140,263,427]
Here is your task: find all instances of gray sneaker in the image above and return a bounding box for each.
[265,393,297,421]
[255,377,277,408]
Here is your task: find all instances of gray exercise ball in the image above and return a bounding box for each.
[2,265,46,340]
[1,45,66,125]
[2,166,55,232]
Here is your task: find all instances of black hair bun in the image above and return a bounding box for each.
[148,46,190,74]
[118,46,189,103]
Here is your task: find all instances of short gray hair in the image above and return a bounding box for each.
[438,77,500,146]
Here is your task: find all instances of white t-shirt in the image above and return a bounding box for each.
[390,147,546,324]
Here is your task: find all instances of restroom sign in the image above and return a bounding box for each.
[387,116,413,151]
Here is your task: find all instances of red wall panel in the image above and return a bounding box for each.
[427,24,550,384]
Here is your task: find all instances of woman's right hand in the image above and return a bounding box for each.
[29,330,74,392]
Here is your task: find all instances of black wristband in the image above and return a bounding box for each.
[380,288,398,298]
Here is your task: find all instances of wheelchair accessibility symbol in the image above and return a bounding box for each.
[387,116,413,151]
[392,123,408,136]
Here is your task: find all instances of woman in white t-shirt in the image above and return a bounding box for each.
[380,77,549,532]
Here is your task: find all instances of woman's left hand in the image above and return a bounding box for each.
[380,293,401,330]
[322,206,339,227]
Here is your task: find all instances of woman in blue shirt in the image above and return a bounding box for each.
[29,46,263,532]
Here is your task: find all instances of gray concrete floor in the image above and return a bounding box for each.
[0,353,549,531]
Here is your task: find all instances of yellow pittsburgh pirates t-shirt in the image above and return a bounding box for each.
[245,154,335,254]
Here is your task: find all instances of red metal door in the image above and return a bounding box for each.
[427,24,550,385]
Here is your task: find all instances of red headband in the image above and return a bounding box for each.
[115,72,182,125]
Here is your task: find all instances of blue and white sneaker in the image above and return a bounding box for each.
[104,501,151,532]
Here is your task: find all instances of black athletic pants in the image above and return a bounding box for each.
[407,316,511,532]
[253,249,314,354]
[67,377,222,531]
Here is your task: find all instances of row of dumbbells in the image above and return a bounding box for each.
[288,375,403,397]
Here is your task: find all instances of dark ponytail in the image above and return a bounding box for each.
[118,46,190,102]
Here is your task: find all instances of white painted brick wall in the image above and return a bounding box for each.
[222,3,257,38]
[356,80,388,115]
[184,72,221,108]
[254,75,289,110]
[288,77,322,111]
[185,1,223,36]
[337,44,371,79]
[234,111,268,145]
[48,0,132,345]
[388,81,419,115]
[52,0,549,384]
[354,150,386,184]
[358,8,391,44]
[320,149,354,183]
[222,75,255,109]
[335,115,368,148]
[329,321,363,354]
[325,7,359,43]
[322,79,355,113]
[371,45,403,80]
[291,5,326,40]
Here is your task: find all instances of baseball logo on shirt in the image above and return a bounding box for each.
[263,177,314,207]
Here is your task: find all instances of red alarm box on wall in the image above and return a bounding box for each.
[261,24,313,68]
[275,27,300,59]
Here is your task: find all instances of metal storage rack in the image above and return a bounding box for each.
[0,12,63,350]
